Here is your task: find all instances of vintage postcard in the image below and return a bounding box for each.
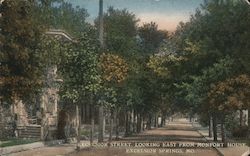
[0,0,250,156]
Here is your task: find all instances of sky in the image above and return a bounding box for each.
[65,0,204,31]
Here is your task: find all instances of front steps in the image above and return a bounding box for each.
[18,125,41,139]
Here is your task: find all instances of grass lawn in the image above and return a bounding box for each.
[0,138,39,147]
[81,129,90,136]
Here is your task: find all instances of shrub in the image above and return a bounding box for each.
[232,126,248,138]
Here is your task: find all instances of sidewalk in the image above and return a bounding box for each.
[0,140,77,156]
[1,134,123,156]
[5,144,76,156]
[192,122,250,156]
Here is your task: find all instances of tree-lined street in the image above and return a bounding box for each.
[0,0,250,155]
[8,118,220,156]
[71,118,220,156]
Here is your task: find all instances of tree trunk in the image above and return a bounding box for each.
[130,110,133,133]
[141,116,144,131]
[90,95,95,146]
[90,116,94,146]
[248,108,250,139]
[125,111,130,136]
[98,105,104,142]
[81,102,84,124]
[40,107,45,141]
[130,110,134,133]
[76,104,81,150]
[212,115,218,141]
[150,115,152,129]
[86,103,90,124]
[163,115,166,127]
[156,115,159,128]
[146,118,150,130]
[83,103,86,123]
[128,111,132,135]
[147,115,152,130]
[209,116,213,138]
[161,114,165,127]
[133,110,136,133]
[137,113,142,133]
[154,114,158,128]
[240,110,243,127]
[221,117,227,147]
[114,110,119,140]
[109,110,113,142]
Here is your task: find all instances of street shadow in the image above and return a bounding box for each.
[121,134,206,143]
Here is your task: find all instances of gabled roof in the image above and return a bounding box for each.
[45,29,77,43]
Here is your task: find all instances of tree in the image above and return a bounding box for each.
[138,22,168,54]
[0,0,45,103]
[208,74,250,114]
[60,35,101,102]
[175,56,236,141]
[99,53,128,139]
[147,52,186,127]
[97,0,105,143]
[208,74,250,144]
[173,0,250,74]
[97,7,139,58]
[169,0,250,141]
[31,0,100,144]
[96,6,141,138]
[99,53,128,84]
[59,32,101,147]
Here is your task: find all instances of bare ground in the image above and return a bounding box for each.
[6,119,219,156]
[70,118,219,156]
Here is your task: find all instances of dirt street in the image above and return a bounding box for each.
[70,118,219,156]
[7,119,219,156]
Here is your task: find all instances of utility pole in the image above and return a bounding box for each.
[98,0,105,143]
[99,0,104,48]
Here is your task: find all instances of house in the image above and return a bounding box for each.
[0,30,75,140]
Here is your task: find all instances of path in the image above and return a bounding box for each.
[193,122,250,156]
[71,118,219,156]
[4,118,221,156]
[5,144,75,156]
[5,118,249,156]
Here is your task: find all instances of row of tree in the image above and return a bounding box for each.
[1,0,249,146]
[0,0,170,142]
[148,0,250,146]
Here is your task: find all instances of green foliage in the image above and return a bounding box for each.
[97,87,117,109]
[99,7,139,57]
[99,53,128,84]
[168,0,250,115]
[147,54,184,78]
[232,126,248,138]
[208,74,250,113]
[174,0,250,74]
[138,22,168,54]
[33,0,94,38]
[49,3,92,37]
[0,0,45,102]
[96,7,144,114]
[60,33,101,103]
[175,56,235,113]
[37,35,64,66]
[2,0,250,140]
